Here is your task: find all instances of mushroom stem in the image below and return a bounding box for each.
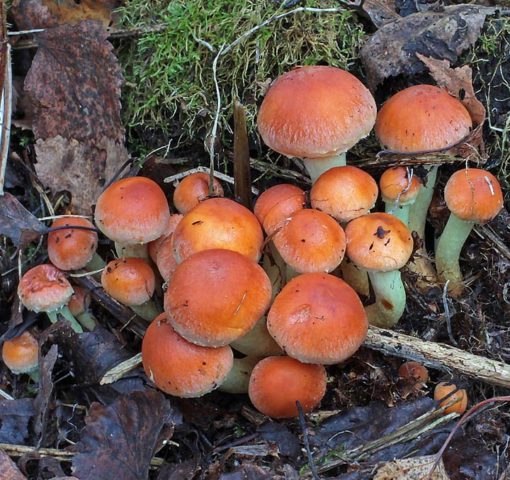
[47,307,84,333]
[341,259,369,297]
[409,166,438,239]
[115,242,150,261]
[84,252,106,279]
[131,300,162,322]
[230,317,283,358]
[302,152,346,183]
[76,311,97,331]
[28,368,40,384]
[219,356,260,394]
[435,213,474,296]
[384,202,410,225]
[365,270,406,328]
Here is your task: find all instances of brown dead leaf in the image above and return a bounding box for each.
[25,20,124,144]
[374,455,449,480]
[417,54,486,158]
[360,5,495,89]
[356,0,400,28]
[34,136,127,214]
[12,0,119,30]
[0,450,26,480]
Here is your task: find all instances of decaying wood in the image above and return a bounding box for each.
[365,326,510,388]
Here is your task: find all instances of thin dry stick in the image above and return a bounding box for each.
[365,326,510,388]
[100,353,142,385]
[0,43,12,195]
[296,401,319,480]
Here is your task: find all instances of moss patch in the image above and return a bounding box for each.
[116,0,365,150]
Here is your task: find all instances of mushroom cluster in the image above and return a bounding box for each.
[8,65,501,420]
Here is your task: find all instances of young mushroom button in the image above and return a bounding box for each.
[173,172,224,214]
[257,66,376,182]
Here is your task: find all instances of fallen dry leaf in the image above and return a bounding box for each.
[0,398,35,444]
[374,455,449,480]
[417,54,486,157]
[25,21,123,144]
[72,390,175,480]
[0,450,26,480]
[360,5,495,89]
[0,192,48,246]
[34,136,127,214]
[12,0,119,30]
[356,0,400,28]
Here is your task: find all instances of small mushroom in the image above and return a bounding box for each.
[173,172,224,214]
[2,331,39,382]
[248,356,327,419]
[434,382,468,415]
[435,168,503,296]
[68,286,97,331]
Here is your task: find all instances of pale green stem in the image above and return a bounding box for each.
[408,166,438,240]
[302,152,346,183]
[131,300,162,322]
[28,368,40,383]
[76,311,97,331]
[47,306,83,333]
[435,214,474,295]
[341,260,370,297]
[365,270,406,328]
[262,245,285,300]
[219,356,260,394]
[114,242,150,261]
[384,202,410,225]
[85,252,106,281]
[231,316,283,357]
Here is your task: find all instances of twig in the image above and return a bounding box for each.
[0,389,14,400]
[0,43,12,195]
[164,166,259,195]
[297,401,320,480]
[365,326,510,388]
[0,442,166,466]
[100,352,142,385]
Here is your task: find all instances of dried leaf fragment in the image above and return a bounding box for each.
[374,455,449,479]
[0,450,26,480]
[360,5,494,89]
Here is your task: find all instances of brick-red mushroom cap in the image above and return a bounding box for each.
[142,313,233,398]
[444,168,503,223]
[173,172,224,214]
[94,177,170,245]
[272,209,346,273]
[172,198,263,263]
[67,286,91,316]
[257,66,376,159]
[345,213,413,272]
[18,264,74,313]
[165,249,272,347]
[148,214,183,264]
[248,356,327,418]
[375,85,472,152]
[379,167,421,205]
[267,273,367,364]
[2,331,39,375]
[253,184,305,236]
[101,258,155,306]
[48,217,98,271]
[310,166,378,223]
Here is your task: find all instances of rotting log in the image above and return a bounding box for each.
[365,326,510,388]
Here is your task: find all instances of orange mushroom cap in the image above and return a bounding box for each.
[310,166,378,223]
[47,217,98,271]
[142,313,233,398]
[68,286,91,316]
[345,213,413,272]
[172,198,263,263]
[434,382,468,415]
[253,184,306,236]
[18,264,74,313]
[258,66,376,159]
[94,177,170,245]
[398,361,429,384]
[248,356,327,418]
[101,258,155,306]
[173,172,224,214]
[444,168,503,223]
[375,85,472,152]
[379,167,421,205]
[148,214,183,264]
[155,234,178,282]
[165,249,272,347]
[272,209,346,273]
[2,331,38,375]
[267,273,367,364]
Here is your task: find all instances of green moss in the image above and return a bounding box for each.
[116,0,365,149]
